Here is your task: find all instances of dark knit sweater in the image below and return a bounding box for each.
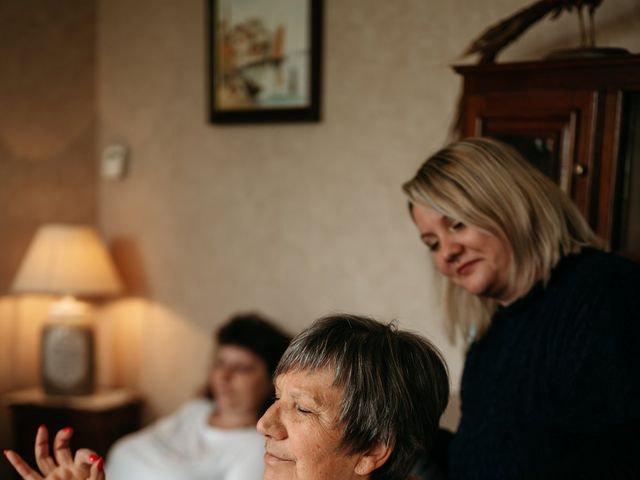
[448,249,640,479]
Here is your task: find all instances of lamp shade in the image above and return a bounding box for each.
[12,224,122,296]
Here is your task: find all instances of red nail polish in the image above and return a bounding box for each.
[62,427,73,434]
[89,454,99,463]
[96,457,104,472]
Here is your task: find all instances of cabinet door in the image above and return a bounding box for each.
[612,91,640,260]
[463,90,599,226]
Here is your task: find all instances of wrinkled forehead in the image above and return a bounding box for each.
[274,368,344,409]
[274,367,337,390]
[276,351,343,385]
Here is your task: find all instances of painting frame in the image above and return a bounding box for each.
[208,0,323,124]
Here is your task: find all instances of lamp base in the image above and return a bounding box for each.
[41,324,95,395]
[41,297,95,396]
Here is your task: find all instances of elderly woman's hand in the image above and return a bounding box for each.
[3,425,104,480]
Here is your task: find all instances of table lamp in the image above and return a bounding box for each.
[12,224,122,395]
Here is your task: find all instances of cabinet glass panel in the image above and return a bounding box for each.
[615,93,640,259]
[491,133,561,184]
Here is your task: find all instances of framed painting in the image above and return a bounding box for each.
[208,0,323,124]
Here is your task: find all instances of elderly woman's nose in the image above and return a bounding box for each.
[257,403,286,439]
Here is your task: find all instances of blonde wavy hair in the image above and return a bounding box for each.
[402,137,605,343]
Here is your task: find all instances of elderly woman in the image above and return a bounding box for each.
[5,314,450,480]
[258,314,449,480]
[403,137,640,479]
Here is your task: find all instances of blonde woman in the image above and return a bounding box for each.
[403,137,640,479]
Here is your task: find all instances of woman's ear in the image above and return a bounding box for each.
[353,440,393,477]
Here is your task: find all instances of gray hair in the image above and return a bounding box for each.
[402,137,604,342]
[275,314,449,480]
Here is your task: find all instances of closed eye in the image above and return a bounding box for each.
[296,404,313,415]
[424,240,439,252]
[420,233,439,251]
[450,221,465,231]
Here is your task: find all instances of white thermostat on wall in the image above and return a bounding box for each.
[101,144,128,180]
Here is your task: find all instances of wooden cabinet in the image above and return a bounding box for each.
[454,55,640,259]
[4,388,142,478]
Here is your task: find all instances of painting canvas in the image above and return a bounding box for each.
[209,0,322,123]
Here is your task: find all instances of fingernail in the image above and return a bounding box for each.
[96,457,104,472]
[62,427,73,434]
[38,424,45,431]
[3,450,10,459]
[89,454,99,463]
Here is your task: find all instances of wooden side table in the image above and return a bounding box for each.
[3,388,142,476]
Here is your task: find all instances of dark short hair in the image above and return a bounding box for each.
[217,312,291,379]
[275,314,449,480]
[206,312,291,414]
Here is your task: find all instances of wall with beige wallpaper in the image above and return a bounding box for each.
[0,1,97,475]
[0,1,97,291]
[1,1,639,466]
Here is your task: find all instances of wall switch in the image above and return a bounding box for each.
[101,144,128,180]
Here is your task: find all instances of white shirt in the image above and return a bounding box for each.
[105,399,265,480]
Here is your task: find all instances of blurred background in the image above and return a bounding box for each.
[1,0,639,476]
